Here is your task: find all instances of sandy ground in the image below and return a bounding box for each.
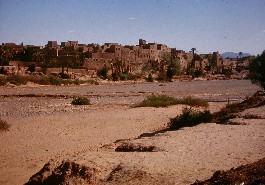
[0,80,264,185]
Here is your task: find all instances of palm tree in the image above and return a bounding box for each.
[190,47,196,69]
[191,48,196,55]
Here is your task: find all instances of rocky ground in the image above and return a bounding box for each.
[0,80,264,185]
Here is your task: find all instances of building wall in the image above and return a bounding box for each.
[47,41,58,49]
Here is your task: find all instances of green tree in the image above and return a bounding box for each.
[0,47,13,66]
[32,51,44,63]
[98,64,108,79]
[27,64,36,73]
[249,51,265,89]
[159,51,180,81]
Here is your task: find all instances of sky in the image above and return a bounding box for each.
[0,0,265,55]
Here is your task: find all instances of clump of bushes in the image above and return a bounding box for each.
[119,73,128,81]
[0,118,10,131]
[135,94,208,108]
[6,74,28,85]
[249,51,265,89]
[136,94,178,107]
[71,96,91,105]
[168,107,212,130]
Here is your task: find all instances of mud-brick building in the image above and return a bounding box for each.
[46,41,58,49]
[171,49,190,70]
[83,39,176,72]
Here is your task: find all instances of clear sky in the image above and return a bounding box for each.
[0,0,264,55]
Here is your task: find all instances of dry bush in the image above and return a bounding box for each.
[71,96,91,105]
[212,94,265,123]
[115,143,158,152]
[0,118,10,131]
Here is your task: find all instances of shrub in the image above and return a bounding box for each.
[168,107,212,130]
[86,79,99,85]
[249,51,265,89]
[136,94,178,107]
[48,75,63,85]
[120,73,128,81]
[71,96,91,105]
[97,65,108,79]
[127,73,141,81]
[0,76,7,86]
[0,118,10,131]
[59,72,70,79]
[6,74,27,85]
[135,94,208,108]
[193,69,203,78]
[147,73,154,82]
[27,64,36,73]
[112,71,120,81]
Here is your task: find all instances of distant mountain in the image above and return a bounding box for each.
[221,52,252,59]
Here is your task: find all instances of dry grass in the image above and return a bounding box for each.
[177,96,209,108]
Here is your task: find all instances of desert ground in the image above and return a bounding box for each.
[0,80,264,185]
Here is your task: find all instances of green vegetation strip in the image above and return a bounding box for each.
[135,94,208,108]
[0,74,99,86]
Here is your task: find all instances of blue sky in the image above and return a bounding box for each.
[0,0,264,55]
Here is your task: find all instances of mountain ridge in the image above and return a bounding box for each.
[221,52,252,59]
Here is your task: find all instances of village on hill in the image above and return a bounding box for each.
[0,39,253,82]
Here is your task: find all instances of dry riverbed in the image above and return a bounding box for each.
[0,80,264,185]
